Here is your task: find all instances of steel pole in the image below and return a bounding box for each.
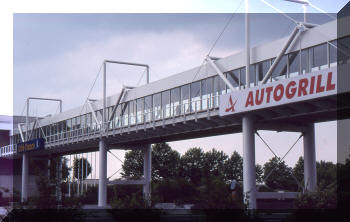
[245,0,250,88]
[21,99,29,203]
[21,152,29,202]
[242,0,256,210]
[242,115,257,209]
[143,144,152,206]
[26,99,29,141]
[103,61,107,130]
[303,2,307,23]
[303,123,317,192]
[98,139,107,207]
[146,66,150,84]
[58,156,62,203]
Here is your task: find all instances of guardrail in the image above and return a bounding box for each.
[43,96,220,145]
[0,144,17,157]
[0,95,220,157]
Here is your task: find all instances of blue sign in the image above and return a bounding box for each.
[17,138,45,153]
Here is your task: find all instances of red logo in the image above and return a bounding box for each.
[225,95,237,113]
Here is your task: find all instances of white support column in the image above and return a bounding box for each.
[303,123,317,192]
[242,115,257,209]
[98,138,107,207]
[143,144,152,205]
[242,0,256,210]
[21,153,29,202]
[58,156,63,203]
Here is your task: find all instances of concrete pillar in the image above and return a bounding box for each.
[303,123,317,192]
[242,115,256,209]
[143,144,152,205]
[98,138,107,207]
[21,152,29,202]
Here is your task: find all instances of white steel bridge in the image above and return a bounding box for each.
[1,15,350,209]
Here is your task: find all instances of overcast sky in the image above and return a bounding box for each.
[10,1,349,179]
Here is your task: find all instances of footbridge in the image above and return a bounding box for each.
[1,16,350,209]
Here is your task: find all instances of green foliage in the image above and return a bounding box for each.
[263,157,298,191]
[203,149,228,178]
[192,176,244,209]
[152,178,197,204]
[151,143,181,181]
[121,149,144,179]
[317,160,337,190]
[119,144,340,210]
[179,147,206,186]
[120,144,247,209]
[110,185,149,209]
[256,164,264,183]
[294,187,337,209]
[224,151,243,182]
[293,156,304,186]
[337,154,350,208]
[73,157,92,180]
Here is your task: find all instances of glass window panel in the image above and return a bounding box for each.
[136,98,144,124]
[271,55,287,81]
[72,118,76,136]
[301,49,309,74]
[240,67,246,88]
[201,78,213,110]
[171,88,180,116]
[310,43,327,71]
[67,119,71,137]
[162,90,170,118]
[226,70,239,93]
[86,113,91,130]
[76,116,81,129]
[329,40,337,67]
[249,64,256,87]
[81,115,85,129]
[96,110,102,130]
[121,103,129,126]
[214,75,226,107]
[153,93,162,120]
[144,95,152,122]
[113,105,122,128]
[338,36,350,65]
[289,50,300,77]
[129,100,136,125]
[256,60,270,83]
[61,120,66,139]
[181,84,190,114]
[191,81,201,112]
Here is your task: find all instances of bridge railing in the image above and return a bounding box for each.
[0,144,17,157]
[42,95,220,146]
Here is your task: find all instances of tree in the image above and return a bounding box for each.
[73,157,92,180]
[293,156,304,187]
[203,149,228,179]
[179,147,206,185]
[223,151,263,184]
[256,164,264,183]
[151,143,181,181]
[293,156,337,192]
[263,157,298,191]
[121,143,181,180]
[224,151,243,182]
[317,160,337,190]
[121,149,143,179]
